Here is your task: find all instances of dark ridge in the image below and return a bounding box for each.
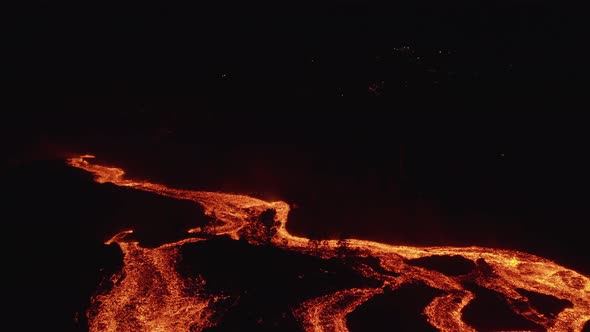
[104,185,212,248]
[4,160,125,332]
[405,254,476,276]
[462,283,545,331]
[179,238,381,331]
[475,258,496,276]
[346,282,444,332]
[5,159,211,247]
[515,288,573,319]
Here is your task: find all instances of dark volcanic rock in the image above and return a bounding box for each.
[406,254,476,276]
[180,238,381,332]
[516,288,573,319]
[346,282,444,332]
[462,283,545,331]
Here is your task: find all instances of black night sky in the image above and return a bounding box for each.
[3,1,589,331]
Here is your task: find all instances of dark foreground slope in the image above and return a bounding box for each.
[5,159,588,331]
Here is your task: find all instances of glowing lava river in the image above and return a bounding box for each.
[67,155,590,332]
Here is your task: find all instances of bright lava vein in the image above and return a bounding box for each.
[67,155,590,332]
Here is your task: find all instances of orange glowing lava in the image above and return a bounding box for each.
[68,155,590,332]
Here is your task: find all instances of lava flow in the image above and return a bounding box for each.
[67,155,590,332]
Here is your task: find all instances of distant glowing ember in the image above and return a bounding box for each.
[68,155,590,332]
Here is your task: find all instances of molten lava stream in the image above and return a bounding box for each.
[68,155,590,332]
[89,234,217,332]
